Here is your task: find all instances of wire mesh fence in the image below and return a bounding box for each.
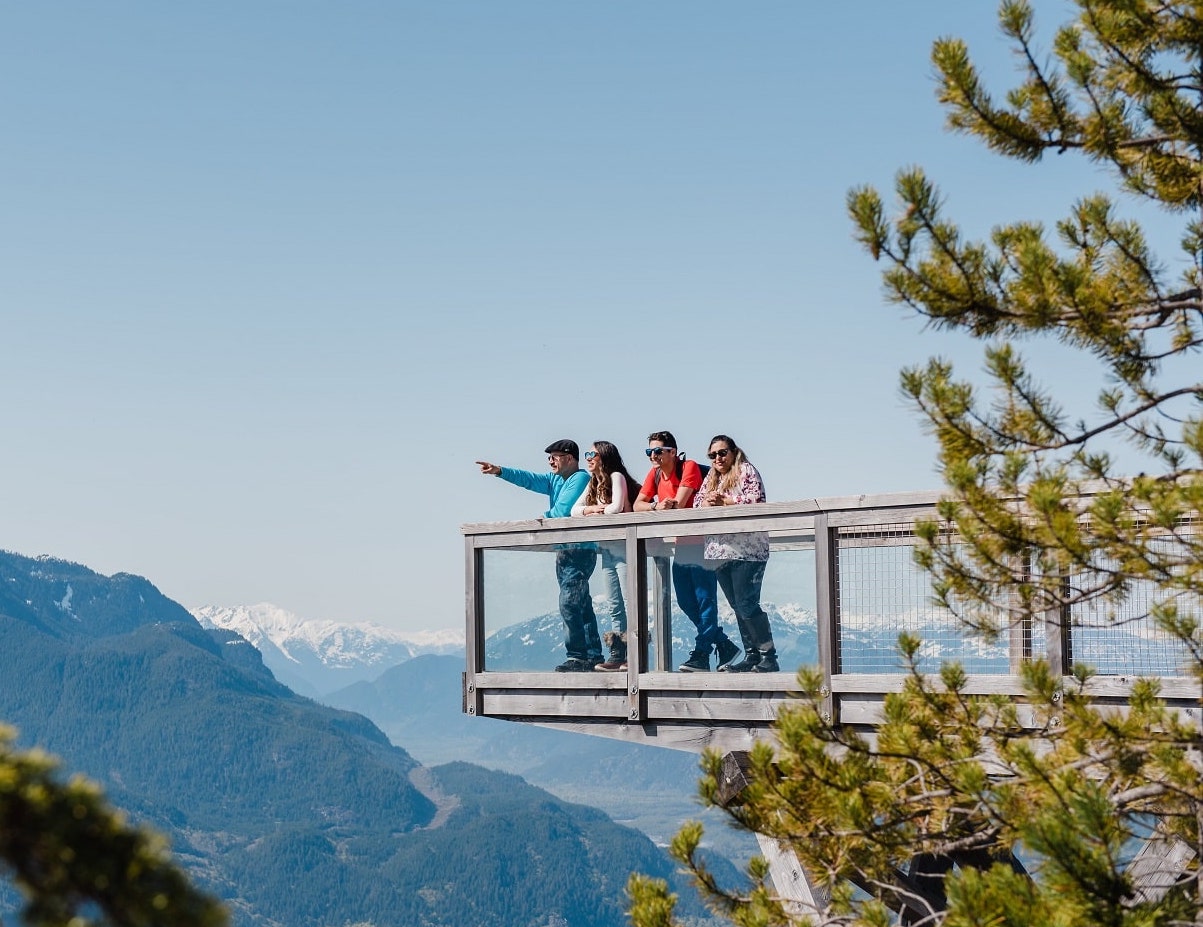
[1070,520,1201,677]
[835,523,1040,675]
[834,520,1200,678]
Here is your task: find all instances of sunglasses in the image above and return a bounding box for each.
[707,449,732,460]
[645,447,675,458]
[584,450,599,460]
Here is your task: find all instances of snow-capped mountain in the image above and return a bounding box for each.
[191,603,463,696]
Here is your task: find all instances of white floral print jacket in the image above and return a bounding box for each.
[693,461,770,562]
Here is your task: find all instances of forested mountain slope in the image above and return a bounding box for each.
[0,550,724,927]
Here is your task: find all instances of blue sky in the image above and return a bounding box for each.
[2,1,1174,632]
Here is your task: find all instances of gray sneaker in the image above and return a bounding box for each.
[678,650,710,672]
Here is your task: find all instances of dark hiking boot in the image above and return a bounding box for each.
[750,648,780,673]
[720,649,762,673]
[678,649,710,672]
[715,637,741,671]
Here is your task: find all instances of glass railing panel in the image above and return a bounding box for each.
[758,533,818,674]
[643,538,675,672]
[482,543,603,673]
[590,539,630,670]
[640,530,816,674]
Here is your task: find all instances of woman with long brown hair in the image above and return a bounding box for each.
[572,441,639,670]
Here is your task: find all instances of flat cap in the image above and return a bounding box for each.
[544,439,579,458]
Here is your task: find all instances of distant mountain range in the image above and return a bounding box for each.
[0,551,732,927]
[191,602,463,696]
[196,597,819,688]
[196,601,819,867]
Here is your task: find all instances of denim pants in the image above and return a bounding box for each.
[671,560,721,651]
[556,547,601,661]
[598,545,627,637]
[714,559,772,650]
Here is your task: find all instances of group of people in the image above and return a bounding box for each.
[475,430,778,675]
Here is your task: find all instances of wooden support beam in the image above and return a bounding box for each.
[714,752,831,917]
[715,750,753,807]
[754,834,829,918]
[1125,834,1196,906]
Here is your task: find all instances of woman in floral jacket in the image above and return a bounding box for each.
[692,435,778,672]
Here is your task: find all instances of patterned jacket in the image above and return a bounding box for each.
[694,461,769,562]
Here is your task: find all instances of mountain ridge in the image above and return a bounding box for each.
[191,602,463,696]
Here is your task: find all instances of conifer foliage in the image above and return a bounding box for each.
[0,725,227,927]
[848,0,1203,640]
[629,3,1203,925]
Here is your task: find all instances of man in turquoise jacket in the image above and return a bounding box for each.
[476,440,601,671]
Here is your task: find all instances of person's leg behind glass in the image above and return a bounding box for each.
[597,544,628,670]
[671,559,709,670]
[718,559,777,672]
[556,547,601,669]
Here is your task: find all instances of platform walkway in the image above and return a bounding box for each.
[461,489,1201,755]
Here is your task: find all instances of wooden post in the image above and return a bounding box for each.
[1044,572,1071,719]
[627,526,645,722]
[463,538,484,718]
[651,552,672,672]
[814,514,838,724]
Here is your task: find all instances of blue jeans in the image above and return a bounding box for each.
[714,559,773,650]
[599,544,627,637]
[556,547,601,661]
[671,560,722,652]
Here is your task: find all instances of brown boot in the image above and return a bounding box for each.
[595,631,628,671]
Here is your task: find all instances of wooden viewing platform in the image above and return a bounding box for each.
[461,488,1202,755]
[462,489,1202,917]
